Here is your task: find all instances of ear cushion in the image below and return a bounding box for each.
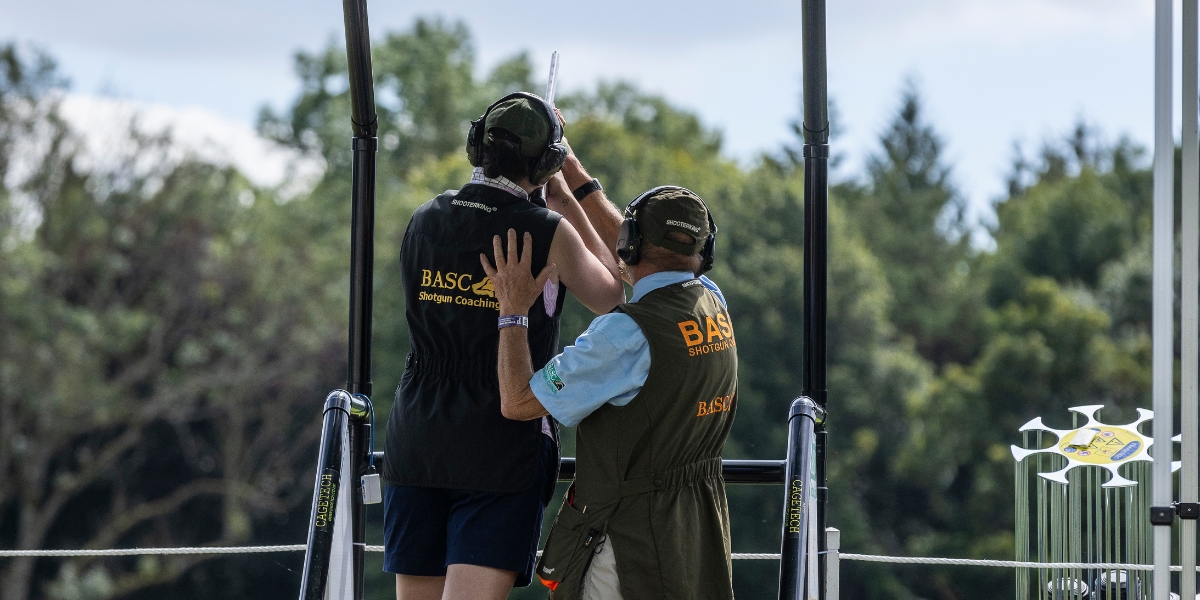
[465,117,485,167]
[528,142,568,185]
[615,217,641,265]
[698,234,716,275]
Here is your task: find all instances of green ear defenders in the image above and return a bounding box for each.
[465,92,567,186]
[615,186,718,275]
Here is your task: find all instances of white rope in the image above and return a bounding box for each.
[0,546,773,560]
[2,547,1196,571]
[0,545,306,557]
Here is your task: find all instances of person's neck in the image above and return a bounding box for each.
[514,178,538,194]
[626,263,675,287]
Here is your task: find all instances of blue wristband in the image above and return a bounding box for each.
[498,315,529,330]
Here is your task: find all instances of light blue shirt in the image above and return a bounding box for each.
[531,271,727,427]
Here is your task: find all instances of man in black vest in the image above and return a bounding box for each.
[484,187,738,600]
[382,93,625,600]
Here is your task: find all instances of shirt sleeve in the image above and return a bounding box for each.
[699,275,727,308]
[530,312,650,427]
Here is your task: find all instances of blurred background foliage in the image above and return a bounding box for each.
[0,16,1167,600]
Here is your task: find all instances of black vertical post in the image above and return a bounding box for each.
[341,1,377,599]
[800,0,828,416]
[299,392,353,600]
[778,397,824,600]
[800,0,830,598]
[343,0,377,396]
[299,392,370,600]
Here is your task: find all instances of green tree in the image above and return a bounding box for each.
[842,84,982,367]
[0,45,349,600]
[717,165,938,598]
[259,18,537,178]
[878,127,1157,600]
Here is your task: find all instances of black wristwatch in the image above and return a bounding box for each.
[572,178,603,201]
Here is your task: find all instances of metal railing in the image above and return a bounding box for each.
[368,455,789,485]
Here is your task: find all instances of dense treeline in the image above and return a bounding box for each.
[0,18,1161,600]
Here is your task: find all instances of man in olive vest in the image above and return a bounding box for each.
[482,186,737,600]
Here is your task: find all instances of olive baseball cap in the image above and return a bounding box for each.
[484,97,551,158]
[636,187,711,256]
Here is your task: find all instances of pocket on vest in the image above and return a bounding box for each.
[536,491,607,599]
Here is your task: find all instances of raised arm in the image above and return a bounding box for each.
[548,218,625,314]
[560,152,623,261]
[545,172,620,282]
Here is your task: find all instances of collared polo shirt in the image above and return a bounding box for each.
[530,271,727,427]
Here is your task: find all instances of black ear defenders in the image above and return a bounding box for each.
[465,92,567,186]
[615,186,718,275]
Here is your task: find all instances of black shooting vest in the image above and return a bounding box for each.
[536,279,738,600]
[383,183,566,494]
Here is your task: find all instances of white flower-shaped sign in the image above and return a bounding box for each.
[1010,405,1181,487]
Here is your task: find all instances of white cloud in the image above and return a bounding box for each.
[57,94,324,195]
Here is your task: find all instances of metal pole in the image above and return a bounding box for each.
[340,2,377,599]
[1182,0,1199,596]
[342,0,377,397]
[799,0,830,597]
[778,397,824,600]
[299,392,353,600]
[800,0,828,407]
[1152,0,1176,596]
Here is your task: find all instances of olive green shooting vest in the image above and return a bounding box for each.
[536,279,738,600]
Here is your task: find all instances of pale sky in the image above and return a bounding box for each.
[0,0,1176,231]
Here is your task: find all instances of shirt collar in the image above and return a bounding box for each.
[469,167,529,200]
[630,271,697,302]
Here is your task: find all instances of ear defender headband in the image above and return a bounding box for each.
[465,92,567,186]
[615,186,718,275]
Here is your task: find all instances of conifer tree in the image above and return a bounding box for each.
[845,83,982,367]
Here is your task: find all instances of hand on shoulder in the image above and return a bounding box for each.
[480,229,557,316]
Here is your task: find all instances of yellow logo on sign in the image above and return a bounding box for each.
[471,277,494,297]
[1057,426,1144,464]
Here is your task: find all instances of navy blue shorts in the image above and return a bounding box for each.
[382,437,552,587]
